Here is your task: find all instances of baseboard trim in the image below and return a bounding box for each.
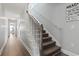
[0,37,8,55]
[19,38,32,56]
[61,49,79,56]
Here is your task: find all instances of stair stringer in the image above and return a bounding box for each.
[43,26,61,47]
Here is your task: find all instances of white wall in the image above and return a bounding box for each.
[4,10,20,18]
[0,19,6,49]
[19,6,40,55]
[0,4,4,16]
[0,4,7,54]
[20,13,33,55]
[0,17,8,55]
[29,3,79,55]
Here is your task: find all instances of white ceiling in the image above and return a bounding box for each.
[2,3,28,15]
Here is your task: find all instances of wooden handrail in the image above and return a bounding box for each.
[26,10,41,26]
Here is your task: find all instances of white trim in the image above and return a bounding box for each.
[0,18,8,55]
[61,49,79,56]
[0,38,8,55]
[19,38,32,55]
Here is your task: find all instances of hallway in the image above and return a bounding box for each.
[1,34,30,56]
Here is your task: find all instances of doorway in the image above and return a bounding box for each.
[10,23,15,34]
[8,19,17,37]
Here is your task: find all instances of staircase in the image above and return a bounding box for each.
[27,11,61,56]
[41,25,61,56]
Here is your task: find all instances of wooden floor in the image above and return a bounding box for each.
[1,34,30,56]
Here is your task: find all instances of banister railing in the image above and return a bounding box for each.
[27,10,41,25]
[27,9,62,46]
[26,10,43,55]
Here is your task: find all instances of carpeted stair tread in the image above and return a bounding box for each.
[42,33,48,37]
[42,30,46,33]
[52,50,61,56]
[42,37,52,42]
[43,46,60,56]
[43,41,55,47]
